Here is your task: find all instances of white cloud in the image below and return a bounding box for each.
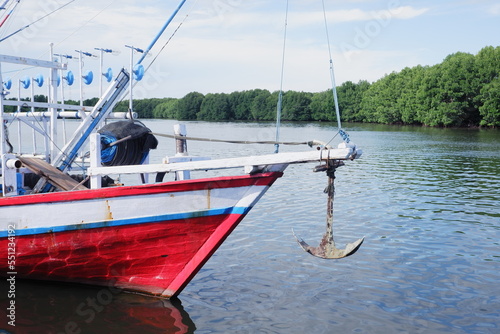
[488,3,500,15]
[390,6,430,20]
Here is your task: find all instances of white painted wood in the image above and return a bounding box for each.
[1,185,269,231]
[88,148,359,177]
[165,156,211,163]
[0,54,67,69]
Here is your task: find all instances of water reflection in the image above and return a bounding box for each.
[0,280,195,333]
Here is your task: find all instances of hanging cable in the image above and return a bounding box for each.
[0,0,19,29]
[145,0,198,73]
[119,0,198,106]
[0,0,75,43]
[53,0,117,49]
[321,0,349,143]
[0,0,19,40]
[136,0,188,65]
[275,0,289,154]
[152,131,310,146]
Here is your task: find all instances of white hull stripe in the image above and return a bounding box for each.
[0,206,250,238]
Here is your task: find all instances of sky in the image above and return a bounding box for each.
[0,0,499,101]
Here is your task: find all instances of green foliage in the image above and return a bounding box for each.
[197,93,231,121]
[360,72,402,124]
[478,78,500,126]
[433,52,481,126]
[83,97,99,107]
[338,80,370,122]
[475,46,500,126]
[355,46,498,127]
[228,90,260,120]
[281,91,313,121]
[250,89,274,120]
[177,92,204,120]
[152,98,178,119]
[310,90,334,121]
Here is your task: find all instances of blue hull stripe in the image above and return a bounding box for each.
[1,206,251,238]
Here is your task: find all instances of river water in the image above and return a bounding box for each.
[1,120,499,333]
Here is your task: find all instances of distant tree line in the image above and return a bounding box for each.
[5,46,498,127]
[123,46,498,127]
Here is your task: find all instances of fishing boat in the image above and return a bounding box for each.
[0,1,363,299]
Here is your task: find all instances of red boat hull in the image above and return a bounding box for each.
[0,172,283,298]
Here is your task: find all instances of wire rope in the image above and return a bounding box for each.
[152,131,310,146]
[0,0,75,43]
[144,0,199,73]
[274,0,289,154]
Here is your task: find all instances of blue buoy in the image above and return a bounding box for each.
[3,78,12,90]
[64,71,75,86]
[104,67,113,82]
[34,74,44,87]
[133,64,144,81]
[83,70,93,85]
[20,76,30,89]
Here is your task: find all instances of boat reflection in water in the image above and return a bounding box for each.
[0,280,196,333]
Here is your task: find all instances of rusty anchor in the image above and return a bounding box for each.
[293,159,364,259]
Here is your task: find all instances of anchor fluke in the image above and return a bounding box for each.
[293,229,364,259]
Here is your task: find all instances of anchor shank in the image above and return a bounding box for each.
[320,166,336,249]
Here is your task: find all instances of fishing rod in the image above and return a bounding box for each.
[0,0,10,10]
[0,0,20,29]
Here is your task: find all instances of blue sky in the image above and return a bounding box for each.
[0,0,499,100]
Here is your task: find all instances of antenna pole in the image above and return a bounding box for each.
[99,49,104,95]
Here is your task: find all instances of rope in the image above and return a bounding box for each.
[118,1,197,106]
[152,132,309,146]
[144,0,198,73]
[0,0,76,43]
[275,0,289,154]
